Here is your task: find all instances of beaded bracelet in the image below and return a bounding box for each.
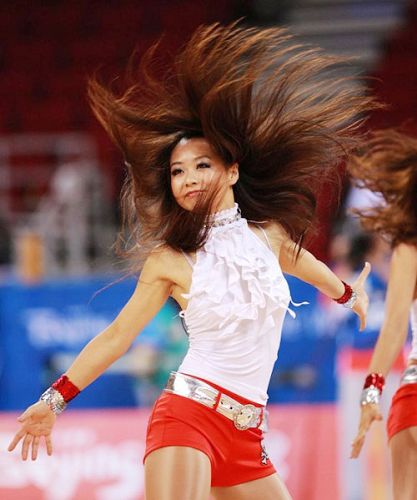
[333,281,357,309]
[364,373,385,393]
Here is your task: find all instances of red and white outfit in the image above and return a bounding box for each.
[144,204,294,486]
[387,299,417,440]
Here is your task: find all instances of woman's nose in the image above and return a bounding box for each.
[185,171,198,186]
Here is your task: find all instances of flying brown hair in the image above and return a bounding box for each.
[88,22,378,266]
[348,129,417,247]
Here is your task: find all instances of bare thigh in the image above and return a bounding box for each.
[390,426,417,500]
[211,473,292,500]
[145,446,211,500]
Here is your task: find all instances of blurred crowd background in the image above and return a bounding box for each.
[0,1,416,499]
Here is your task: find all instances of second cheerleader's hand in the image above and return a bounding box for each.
[7,401,56,461]
[351,262,371,331]
[350,402,383,458]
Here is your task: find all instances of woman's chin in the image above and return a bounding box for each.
[179,194,205,211]
[177,199,197,212]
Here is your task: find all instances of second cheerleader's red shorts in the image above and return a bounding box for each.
[144,377,276,487]
[387,383,417,441]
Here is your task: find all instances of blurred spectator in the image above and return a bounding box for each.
[327,231,391,347]
[344,233,391,347]
[126,301,188,406]
[0,217,11,267]
[234,0,292,25]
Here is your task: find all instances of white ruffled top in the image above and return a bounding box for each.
[178,203,293,404]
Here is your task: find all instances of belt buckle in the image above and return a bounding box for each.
[233,404,258,431]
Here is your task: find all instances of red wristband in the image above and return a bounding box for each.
[333,281,353,304]
[363,373,385,393]
[52,375,80,403]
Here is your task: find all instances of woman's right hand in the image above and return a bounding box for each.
[7,401,56,461]
[350,403,383,458]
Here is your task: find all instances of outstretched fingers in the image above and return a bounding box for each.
[31,436,41,461]
[7,430,25,452]
[356,261,371,286]
[358,300,369,331]
[45,435,53,456]
[353,262,371,331]
[350,432,365,459]
[21,433,33,461]
[350,406,382,458]
[9,402,55,461]
[350,418,371,459]
[9,431,53,460]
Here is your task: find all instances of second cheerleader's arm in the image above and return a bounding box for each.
[278,235,371,331]
[350,243,417,458]
[365,243,417,378]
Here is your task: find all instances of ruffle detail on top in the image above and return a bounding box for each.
[180,210,302,336]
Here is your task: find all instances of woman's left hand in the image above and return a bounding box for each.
[351,262,371,331]
[350,402,383,458]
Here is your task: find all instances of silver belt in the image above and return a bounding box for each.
[401,365,417,385]
[165,372,267,432]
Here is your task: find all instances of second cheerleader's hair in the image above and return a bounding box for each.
[88,22,379,266]
[348,129,417,247]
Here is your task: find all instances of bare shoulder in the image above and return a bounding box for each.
[393,243,417,295]
[393,242,417,267]
[394,242,417,256]
[143,244,184,281]
[249,220,295,260]
[386,242,417,304]
[262,221,288,240]
[263,221,294,252]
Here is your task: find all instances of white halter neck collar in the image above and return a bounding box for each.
[208,203,241,228]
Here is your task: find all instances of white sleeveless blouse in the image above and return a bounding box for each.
[408,300,417,361]
[178,204,294,404]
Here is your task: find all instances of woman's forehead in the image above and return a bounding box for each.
[171,137,214,161]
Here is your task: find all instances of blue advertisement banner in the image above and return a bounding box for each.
[0,275,337,410]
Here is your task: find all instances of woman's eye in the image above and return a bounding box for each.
[197,162,210,169]
[171,168,183,176]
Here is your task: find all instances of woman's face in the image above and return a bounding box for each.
[170,137,238,212]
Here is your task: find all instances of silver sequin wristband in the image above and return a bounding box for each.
[40,387,67,414]
[342,289,358,309]
[360,385,380,406]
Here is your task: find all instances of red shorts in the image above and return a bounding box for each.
[144,377,276,487]
[387,383,417,441]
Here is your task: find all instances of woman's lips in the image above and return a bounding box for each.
[186,190,204,198]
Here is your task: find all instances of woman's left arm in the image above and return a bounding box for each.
[279,238,371,330]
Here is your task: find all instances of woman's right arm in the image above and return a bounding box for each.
[351,243,417,458]
[65,251,173,389]
[8,250,175,460]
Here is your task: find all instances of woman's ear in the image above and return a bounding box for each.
[229,163,239,185]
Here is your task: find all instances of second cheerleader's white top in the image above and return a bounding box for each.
[178,203,295,405]
[408,300,417,361]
